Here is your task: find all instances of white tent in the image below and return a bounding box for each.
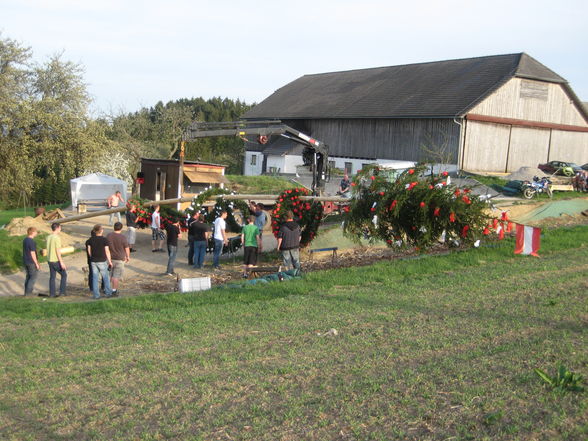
[70,173,127,208]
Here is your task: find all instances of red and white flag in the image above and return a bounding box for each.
[514,224,541,257]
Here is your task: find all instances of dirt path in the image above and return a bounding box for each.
[0,213,278,298]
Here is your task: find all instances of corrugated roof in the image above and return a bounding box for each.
[244,53,569,119]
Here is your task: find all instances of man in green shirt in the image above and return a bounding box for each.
[241,215,261,278]
[47,223,67,297]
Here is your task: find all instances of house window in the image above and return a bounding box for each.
[344,162,352,174]
[328,160,336,170]
[251,154,257,166]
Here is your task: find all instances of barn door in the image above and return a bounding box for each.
[156,170,167,201]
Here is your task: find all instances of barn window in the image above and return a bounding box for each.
[251,154,257,166]
[520,80,548,101]
[344,162,352,174]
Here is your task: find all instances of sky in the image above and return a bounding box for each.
[2,0,587,116]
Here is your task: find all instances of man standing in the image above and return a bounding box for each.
[241,215,261,278]
[186,211,199,265]
[165,218,182,276]
[189,212,211,269]
[107,190,124,225]
[86,224,113,299]
[107,222,130,296]
[277,210,301,272]
[125,204,138,252]
[250,202,267,240]
[212,211,228,269]
[151,205,165,252]
[23,227,40,296]
[47,223,67,298]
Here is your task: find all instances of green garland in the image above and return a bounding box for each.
[186,187,251,233]
[343,164,490,248]
[271,188,324,247]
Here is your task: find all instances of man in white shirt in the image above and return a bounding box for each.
[212,211,228,269]
[150,205,165,252]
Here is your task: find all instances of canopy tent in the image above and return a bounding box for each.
[70,173,127,208]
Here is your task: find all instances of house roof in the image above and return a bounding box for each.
[140,158,226,168]
[262,136,305,156]
[243,53,573,120]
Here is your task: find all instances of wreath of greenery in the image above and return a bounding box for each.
[127,197,187,230]
[186,187,251,233]
[271,187,324,247]
[343,164,490,248]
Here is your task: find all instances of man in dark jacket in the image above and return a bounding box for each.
[277,210,301,271]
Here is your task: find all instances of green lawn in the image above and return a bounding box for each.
[0,203,69,226]
[1,226,587,440]
[0,230,48,273]
[226,175,299,194]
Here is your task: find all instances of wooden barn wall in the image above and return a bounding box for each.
[469,78,588,127]
[507,127,551,172]
[140,162,179,201]
[284,118,460,163]
[462,121,510,172]
[549,130,588,164]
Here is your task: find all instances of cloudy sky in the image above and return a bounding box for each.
[3,0,587,115]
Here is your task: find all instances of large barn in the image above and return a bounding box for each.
[243,53,588,175]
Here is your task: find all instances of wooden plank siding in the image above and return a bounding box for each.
[462,121,511,172]
[284,118,461,163]
[550,130,588,163]
[507,127,551,171]
[469,78,587,127]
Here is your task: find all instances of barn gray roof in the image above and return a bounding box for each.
[244,53,569,119]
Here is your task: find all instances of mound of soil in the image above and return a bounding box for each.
[507,167,547,181]
[5,216,78,247]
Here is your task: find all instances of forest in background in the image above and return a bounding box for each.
[0,34,252,208]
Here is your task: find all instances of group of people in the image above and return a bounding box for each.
[22,196,304,297]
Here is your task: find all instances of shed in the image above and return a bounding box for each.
[70,173,127,208]
[244,53,588,174]
[139,158,228,210]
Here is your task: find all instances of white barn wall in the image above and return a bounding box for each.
[550,131,588,164]
[462,121,510,172]
[506,127,551,172]
[470,78,587,126]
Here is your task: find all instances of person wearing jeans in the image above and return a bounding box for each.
[212,211,228,269]
[23,227,40,295]
[277,210,302,272]
[165,218,182,276]
[46,223,67,297]
[188,212,211,269]
[86,224,113,299]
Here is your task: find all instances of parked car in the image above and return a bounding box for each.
[538,161,583,176]
[581,163,588,171]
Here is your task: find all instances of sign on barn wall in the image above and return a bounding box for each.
[520,80,549,101]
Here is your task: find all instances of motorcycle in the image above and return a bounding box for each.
[521,176,552,199]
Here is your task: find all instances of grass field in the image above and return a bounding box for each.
[0,230,48,273]
[226,175,298,194]
[0,203,69,226]
[1,226,587,440]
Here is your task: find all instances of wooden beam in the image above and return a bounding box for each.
[53,195,350,224]
[466,113,588,133]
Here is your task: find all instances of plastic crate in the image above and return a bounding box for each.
[179,277,211,293]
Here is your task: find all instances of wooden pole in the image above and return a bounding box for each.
[53,194,349,224]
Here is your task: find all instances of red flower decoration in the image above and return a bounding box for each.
[492,218,499,229]
[429,185,434,190]
[449,212,456,222]
[408,169,415,175]
[379,191,385,196]
[461,225,470,238]
[351,182,356,187]
[442,171,448,177]
[420,202,426,208]
[370,207,376,212]
[462,196,471,205]
[454,189,461,197]
[370,176,375,181]
[390,200,397,210]
[433,207,440,216]
[483,227,490,235]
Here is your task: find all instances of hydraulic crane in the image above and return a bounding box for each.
[182,120,329,195]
